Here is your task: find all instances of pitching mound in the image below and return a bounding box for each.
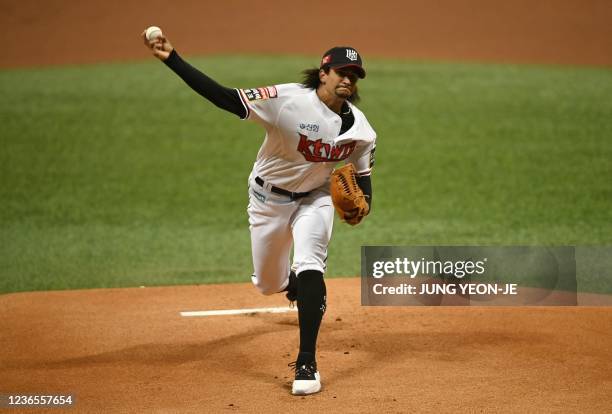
[1,279,610,412]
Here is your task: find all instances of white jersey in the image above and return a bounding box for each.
[237,83,376,193]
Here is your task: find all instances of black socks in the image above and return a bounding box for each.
[283,270,298,302]
[297,269,326,358]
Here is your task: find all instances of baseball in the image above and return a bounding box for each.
[145,26,163,42]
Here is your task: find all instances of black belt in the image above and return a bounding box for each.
[255,176,310,200]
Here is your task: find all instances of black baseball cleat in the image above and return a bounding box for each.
[289,352,321,395]
[284,271,298,305]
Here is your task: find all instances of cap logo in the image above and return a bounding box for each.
[321,55,332,66]
[346,49,358,61]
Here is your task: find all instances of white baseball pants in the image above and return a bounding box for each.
[247,175,334,295]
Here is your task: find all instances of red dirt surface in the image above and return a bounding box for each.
[2,279,611,413]
[1,1,611,412]
[1,0,612,68]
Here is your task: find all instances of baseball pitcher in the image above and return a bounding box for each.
[143,30,376,395]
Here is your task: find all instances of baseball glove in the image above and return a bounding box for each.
[330,163,369,226]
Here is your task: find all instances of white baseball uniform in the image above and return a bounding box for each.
[237,83,376,295]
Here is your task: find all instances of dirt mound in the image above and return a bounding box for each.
[1,279,611,412]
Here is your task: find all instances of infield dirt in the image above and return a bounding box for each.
[2,280,612,413]
[1,0,611,412]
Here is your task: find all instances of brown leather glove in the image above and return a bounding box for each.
[330,163,370,226]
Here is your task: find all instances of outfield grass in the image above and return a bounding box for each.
[1,55,611,293]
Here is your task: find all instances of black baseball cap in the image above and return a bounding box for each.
[320,46,366,79]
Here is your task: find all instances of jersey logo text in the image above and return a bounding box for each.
[297,134,357,162]
[298,123,319,133]
[242,86,278,102]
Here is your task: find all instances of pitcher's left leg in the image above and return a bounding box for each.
[290,198,334,395]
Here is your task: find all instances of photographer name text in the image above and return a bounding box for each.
[372,282,518,296]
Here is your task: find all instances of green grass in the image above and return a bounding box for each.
[1,55,611,293]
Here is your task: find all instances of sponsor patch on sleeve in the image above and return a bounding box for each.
[241,86,278,102]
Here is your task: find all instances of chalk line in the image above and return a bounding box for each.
[180,306,297,317]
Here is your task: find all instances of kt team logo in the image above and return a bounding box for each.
[297,133,357,162]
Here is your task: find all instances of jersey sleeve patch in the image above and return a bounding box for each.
[241,86,278,102]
